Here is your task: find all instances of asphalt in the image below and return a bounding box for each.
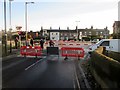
[2,55,80,88]
[2,44,90,89]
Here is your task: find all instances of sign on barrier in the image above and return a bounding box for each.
[47,47,59,55]
[61,47,84,58]
[20,46,42,56]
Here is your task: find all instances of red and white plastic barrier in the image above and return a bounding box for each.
[20,46,42,56]
[61,47,84,58]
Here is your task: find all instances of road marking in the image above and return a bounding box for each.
[73,78,76,89]
[25,56,46,71]
[73,62,81,90]
[74,67,81,90]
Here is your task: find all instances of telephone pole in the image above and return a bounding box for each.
[4,0,7,56]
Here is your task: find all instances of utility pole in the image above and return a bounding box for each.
[76,21,80,41]
[9,0,14,53]
[25,2,34,45]
[4,0,7,56]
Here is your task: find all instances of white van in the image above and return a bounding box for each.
[88,39,120,53]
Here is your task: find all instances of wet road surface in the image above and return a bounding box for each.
[2,44,90,88]
[2,56,80,88]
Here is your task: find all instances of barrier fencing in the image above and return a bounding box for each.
[44,40,91,48]
[61,47,85,60]
[20,46,42,57]
[20,46,85,60]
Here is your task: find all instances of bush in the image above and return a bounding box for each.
[82,37,90,41]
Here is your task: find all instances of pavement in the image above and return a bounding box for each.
[2,49,20,61]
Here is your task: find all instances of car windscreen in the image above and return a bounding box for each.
[95,40,103,45]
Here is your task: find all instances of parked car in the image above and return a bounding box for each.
[88,39,120,54]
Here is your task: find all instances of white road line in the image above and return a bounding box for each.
[73,63,76,89]
[73,78,76,89]
[73,62,81,90]
[25,56,46,71]
[74,68,81,90]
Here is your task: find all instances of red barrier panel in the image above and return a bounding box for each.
[76,44,81,45]
[20,46,42,56]
[61,47,84,58]
[69,44,73,45]
[62,44,66,45]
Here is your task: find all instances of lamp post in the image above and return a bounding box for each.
[9,0,14,53]
[75,21,80,41]
[25,2,34,45]
[4,0,7,56]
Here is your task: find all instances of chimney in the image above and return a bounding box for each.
[91,26,93,29]
[67,27,69,30]
[105,26,108,30]
[76,26,78,30]
[41,26,43,30]
[50,27,52,30]
[59,26,60,30]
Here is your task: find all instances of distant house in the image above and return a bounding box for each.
[47,29,77,40]
[50,31,59,41]
[46,27,109,41]
[113,21,120,34]
[78,28,109,39]
[8,26,109,41]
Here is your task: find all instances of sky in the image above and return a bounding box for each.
[0,0,120,34]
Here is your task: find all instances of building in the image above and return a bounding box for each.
[118,1,120,21]
[113,21,120,34]
[47,29,76,40]
[113,21,120,38]
[47,26,109,41]
[78,27,109,39]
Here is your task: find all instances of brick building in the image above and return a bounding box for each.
[46,26,109,41]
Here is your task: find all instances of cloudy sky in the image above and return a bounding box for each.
[0,0,120,34]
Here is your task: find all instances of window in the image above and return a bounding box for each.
[89,32,91,35]
[52,37,55,39]
[100,41,109,46]
[96,32,98,35]
[80,32,82,35]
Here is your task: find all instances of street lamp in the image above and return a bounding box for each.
[75,21,80,41]
[9,0,14,53]
[25,2,34,45]
[4,0,7,56]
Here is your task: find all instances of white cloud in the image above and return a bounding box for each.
[1,1,118,34]
[26,8,117,34]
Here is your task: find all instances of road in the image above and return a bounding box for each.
[2,44,90,88]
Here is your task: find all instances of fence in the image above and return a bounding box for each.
[20,45,85,60]
[61,47,84,60]
[20,46,42,57]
